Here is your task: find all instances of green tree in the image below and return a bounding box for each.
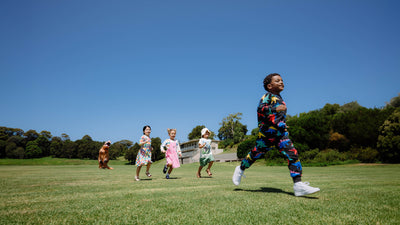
[188,125,215,140]
[24,130,39,142]
[0,127,24,141]
[36,135,51,157]
[40,130,52,140]
[61,133,70,141]
[338,101,362,113]
[151,137,163,162]
[287,110,330,150]
[250,128,259,136]
[5,142,17,158]
[331,107,391,148]
[377,109,400,163]
[125,143,140,164]
[386,93,400,108]
[25,141,42,158]
[13,147,25,159]
[63,140,77,158]
[0,140,6,158]
[50,137,63,158]
[7,136,25,147]
[109,140,131,160]
[218,112,247,144]
[76,135,102,159]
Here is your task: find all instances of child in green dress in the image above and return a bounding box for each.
[196,128,215,178]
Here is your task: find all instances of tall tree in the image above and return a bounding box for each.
[151,137,163,162]
[49,136,63,158]
[40,130,52,140]
[24,130,39,142]
[125,143,140,164]
[377,109,400,163]
[218,112,247,144]
[386,93,400,108]
[61,133,70,141]
[25,141,42,158]
[188,125,215,140]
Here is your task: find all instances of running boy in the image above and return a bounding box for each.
[232,73,320,197]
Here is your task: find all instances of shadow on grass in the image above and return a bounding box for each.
[234,187,319,199]
[165,177,181,180]
[137,178,153,181]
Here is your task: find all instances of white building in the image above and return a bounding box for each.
[179,139,223,164]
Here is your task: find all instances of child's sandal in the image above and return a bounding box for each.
[206,169,212,176]
[145,171,152,177]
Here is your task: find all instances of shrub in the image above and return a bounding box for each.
[349,147,379,163]
[301,148,320,161]
[219,139,233,149]
[314,149,347,163]
[237,136,256,158]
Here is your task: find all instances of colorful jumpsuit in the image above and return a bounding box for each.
[240,92,302,182]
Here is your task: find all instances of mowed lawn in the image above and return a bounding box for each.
[0,160,399,224]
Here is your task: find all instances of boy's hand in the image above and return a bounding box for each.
[276,105,287,112]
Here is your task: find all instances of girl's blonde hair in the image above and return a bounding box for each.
[167,128,177,135]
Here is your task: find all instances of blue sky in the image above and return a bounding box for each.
[1,0,399,144]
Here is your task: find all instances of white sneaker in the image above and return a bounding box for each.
[293,182,320,197]
[232,166,245,186]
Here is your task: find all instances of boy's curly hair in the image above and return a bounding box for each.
[263,73,281,91]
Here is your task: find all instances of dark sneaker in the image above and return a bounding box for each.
[163,165,168,174]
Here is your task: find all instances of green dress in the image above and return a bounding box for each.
[199,138,214,166]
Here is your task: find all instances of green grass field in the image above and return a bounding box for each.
[0,159,399,224]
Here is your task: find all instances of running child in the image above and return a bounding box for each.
[161,128,182,179]
[135,125,153,181]
[232,73,320,197]
[197,128,215,178]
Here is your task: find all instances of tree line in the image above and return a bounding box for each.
[1,94,399,164]
[236,94,400,164]
[0,128,165,163]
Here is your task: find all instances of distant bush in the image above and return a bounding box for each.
[237,136,256,158]
[301,148,320,161]
[314,149,347,163]
[219,139,234,149]
[349,147,379,163]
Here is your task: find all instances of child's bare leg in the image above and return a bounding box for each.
[206,161,214,176]
[197,166,203,178]
[146,163,152,172]
[168,166,173,174]
[136,165,142,177]
[145,163,152,177]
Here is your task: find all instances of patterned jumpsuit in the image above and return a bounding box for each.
[240,92,302,182]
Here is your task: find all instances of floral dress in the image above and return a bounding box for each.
[136,135,152,166]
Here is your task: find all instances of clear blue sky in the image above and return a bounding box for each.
[1,0,399,143]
